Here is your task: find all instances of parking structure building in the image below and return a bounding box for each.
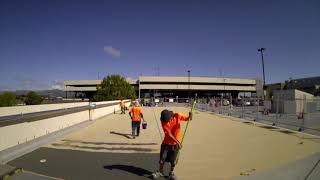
[63,76,257,102]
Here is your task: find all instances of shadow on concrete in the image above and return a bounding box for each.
[258,125,279,130]
[51,143,155,152]
[8,147,160,180]
[110,131,132,139]
[243,121,254,124]
[61,139,157,146]
[270,129,295,135]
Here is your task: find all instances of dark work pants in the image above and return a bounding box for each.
[131,121,141,136]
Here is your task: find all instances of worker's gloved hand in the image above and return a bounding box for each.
[189,112,193,120]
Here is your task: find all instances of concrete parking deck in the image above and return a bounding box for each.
[7,107,320,180]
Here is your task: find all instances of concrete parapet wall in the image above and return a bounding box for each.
[0,100,130,152]
[0,100,125,117]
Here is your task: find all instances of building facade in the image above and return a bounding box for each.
[266,76,320,99]
[63,76,257,100]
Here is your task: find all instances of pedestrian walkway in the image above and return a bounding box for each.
[7,107,320,180]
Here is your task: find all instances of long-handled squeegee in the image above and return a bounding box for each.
[175,99,196,165]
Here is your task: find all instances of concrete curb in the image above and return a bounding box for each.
[0,164,22,180]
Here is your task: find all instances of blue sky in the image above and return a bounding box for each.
[0,0,319,90]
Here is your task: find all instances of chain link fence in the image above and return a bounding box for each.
[195,97,320,136]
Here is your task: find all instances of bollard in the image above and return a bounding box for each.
[256,99,259,122]
[241,98,244,118]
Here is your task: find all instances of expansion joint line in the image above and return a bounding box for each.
[304,159,320,180]
[152,107,163,140]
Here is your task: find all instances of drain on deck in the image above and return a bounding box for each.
[259,125,278,130]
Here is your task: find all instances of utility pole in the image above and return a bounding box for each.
[258,48,266,99]
[188,70,191,102]
[138,77,141,99]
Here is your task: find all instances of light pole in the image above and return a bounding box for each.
[258,48,266,88]
[138,78,140,99]
[188,70,191,102]
[258,48,266,99]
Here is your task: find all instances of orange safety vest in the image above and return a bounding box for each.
[120,100,125,107]
[161,112,189,145]
[130,107,142,121]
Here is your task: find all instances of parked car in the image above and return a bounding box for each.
[244,101,251,106]
[223,100,230,106]
[233,99,242,106]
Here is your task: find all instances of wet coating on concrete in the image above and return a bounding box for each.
[7,107,170,180]
[9,147,163,180]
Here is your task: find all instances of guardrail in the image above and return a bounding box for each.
[195,103,320,136]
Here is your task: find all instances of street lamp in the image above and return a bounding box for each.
[258,48,266,100]
[257,48,266,88]
[188,70,191,101]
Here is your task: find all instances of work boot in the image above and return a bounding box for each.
[151,171,164,179]
[168,171,177,180]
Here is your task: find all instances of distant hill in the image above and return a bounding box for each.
[14,90,30,96]
[37,89,66,97]
[0,89,66,97]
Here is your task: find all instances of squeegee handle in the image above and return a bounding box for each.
[175,99,196,165]
[180,100,196,144]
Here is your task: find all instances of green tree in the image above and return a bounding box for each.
[25,91,43,105]
[0,92,17,107]
[93,74,136,101]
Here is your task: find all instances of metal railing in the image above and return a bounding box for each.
[195,97,320,136]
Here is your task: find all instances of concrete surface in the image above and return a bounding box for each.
[0,119,94,163]
[233,152,320,180]
[0,100,126,117]
[196,103,320,136]
[0,164,16,177]
[0,163,61,180]
[10,171,63,180]
[0,101,129,151]
[7,107,320,180]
